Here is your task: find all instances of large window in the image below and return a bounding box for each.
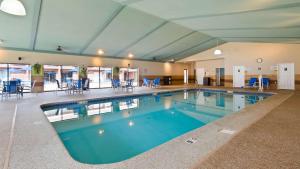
[44,65,79,91]
[87,67,100,88]
[8,64,31,90]
[0,64,31,92]
[44,65,62,91]
[0,64,8,84]
[119,68,139,86]
[62,66,79,88]
[100,67,112,88]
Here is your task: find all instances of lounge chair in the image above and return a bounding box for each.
[112,79,120,90]
[246,78,258,88]
[152,78,160,88]
[125,79,134,92]
[262,78,270,89]
[143,78,150,87]
[2,81,22,99]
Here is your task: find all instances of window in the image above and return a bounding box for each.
[0,64,8,84]
[100,67,112,88]
[87,67,100,88]
[44,65,62,91]
[119,68,139,86]
[8,64,31,91]
[62,66,79,88]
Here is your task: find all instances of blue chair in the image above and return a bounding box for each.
[152,78,160,88]
[246,78,258,88]
[125,79,134,91]
[112,79,120,90]
[262,78,270,88]
[143,78,150,87]
[2,81,21,98]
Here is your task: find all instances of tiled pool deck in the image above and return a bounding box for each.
[0,86,296,169]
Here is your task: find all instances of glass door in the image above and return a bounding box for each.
[44,65,62,91]
[0,64,8,91]
[87,67,100,88]
[62,66,79,88]
[0,64,8,83]
[100,67,112,88]
[119,68,139,86]
[8,64,31,92]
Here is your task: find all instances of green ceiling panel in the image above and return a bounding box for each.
[175,6,300,31]
[1,0,300,61]
[129,0,298,19]
[143,32,211,59]
[162,39,225,61]
[83,7,165,56]
[200,27,300,38]
[117,22,194,58]
[0,0,37,49]
[35,0,122,53]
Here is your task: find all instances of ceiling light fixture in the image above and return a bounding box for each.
[97,49,104,55]
[214,39,222,56]
[128,53,134,58]
[0,0,26,16]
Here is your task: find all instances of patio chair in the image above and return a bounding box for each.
[152,78,160,88]
[143,78,150,87]
[55,80,61,94]
[262,78,270,89]
[112,79,120,90]
[2,81,22,99]
[246,78,258,88]
[125,79,134,92]
[82,78,90,93]
[73,80,83,94]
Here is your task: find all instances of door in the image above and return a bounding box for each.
[216,68,225,86]
[277,63,295,90]
[184,69,188,84]
[196,68,205,85]
[233,66,245,88]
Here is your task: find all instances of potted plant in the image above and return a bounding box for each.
[113,67,120,80]
[32,63,43,76]
[79,66,87,79]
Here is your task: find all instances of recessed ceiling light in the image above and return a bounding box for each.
[0,0,26,16]
[97,49,104,55]
[128,53,134,58]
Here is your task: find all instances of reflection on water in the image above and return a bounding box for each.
[42,90,270,164]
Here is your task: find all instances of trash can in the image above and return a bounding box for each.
[163,76,172,85]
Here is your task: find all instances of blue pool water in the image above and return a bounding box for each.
[42,89,270,164]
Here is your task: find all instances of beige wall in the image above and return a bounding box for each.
[195,58,224,76]
[182,42,300,75]
[0,49,191,77]
[181,42,300,89]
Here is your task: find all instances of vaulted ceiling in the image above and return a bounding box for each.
[0,0,299,62]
